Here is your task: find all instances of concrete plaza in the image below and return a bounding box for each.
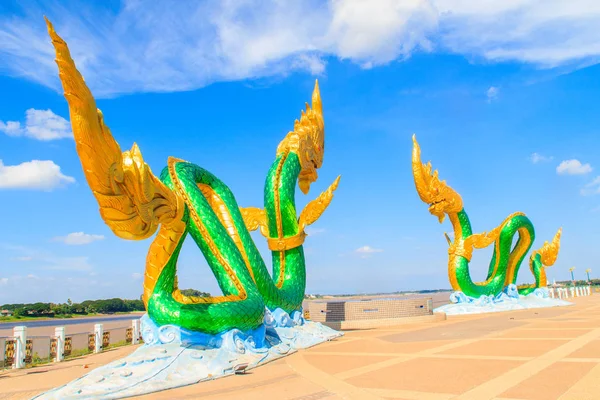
[3,295,600,400]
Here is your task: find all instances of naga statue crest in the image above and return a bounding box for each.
[411,134,562,297]
[46,17,340,334]
[277,86,325,195]
[412,135,463,223]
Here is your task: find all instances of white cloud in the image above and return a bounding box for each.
[530,152,553,163]
[0,159,75,190]
[556,159,593,175]
[486,86,499,102]
[355,245,383,253]
[132,272,143,280]
[2,1,600,97]
[581,176,600,196]
[435,0,600,67]
[52,232,105,245]
[326,0,438,67]
[0,278,7,285]
[0,109,72,140]
[355,246,383,258]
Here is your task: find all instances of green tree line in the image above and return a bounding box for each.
[555,279,599,286]
[2,298,144,318]
[1,289,209,318]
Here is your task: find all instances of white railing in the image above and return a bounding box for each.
[548,285,592,300]
[3,319,141,369]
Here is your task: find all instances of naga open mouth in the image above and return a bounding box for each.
[427,200,448,223]
[428,199,444,212]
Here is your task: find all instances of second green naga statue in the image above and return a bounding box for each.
[411,135,562,298]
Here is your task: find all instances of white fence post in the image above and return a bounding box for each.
[550,288,555,298]
[55,327,65,362]
[132,319,140,345]
[94,324,103,353]
[13,326,26,369]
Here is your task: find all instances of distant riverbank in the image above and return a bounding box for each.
[0,312,144,328]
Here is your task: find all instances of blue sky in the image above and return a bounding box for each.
[1,0,600,304]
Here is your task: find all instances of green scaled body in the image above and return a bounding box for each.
[147,154,310,334]
[451,209,537,298]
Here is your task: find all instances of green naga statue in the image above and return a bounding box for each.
[411,135,562,298]
[46,18,340,335]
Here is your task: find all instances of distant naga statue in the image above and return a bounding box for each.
[411,135,561,298]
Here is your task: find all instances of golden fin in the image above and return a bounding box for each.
[45,17,181,240]
[465,212,525,250]
[240,207,268,237]
[536,228,562,267]
[298,176,340,230]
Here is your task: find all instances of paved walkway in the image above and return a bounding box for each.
[3,295,600,400]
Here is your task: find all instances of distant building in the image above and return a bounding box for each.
[0,310,12,317]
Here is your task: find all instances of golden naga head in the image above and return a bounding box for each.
[277,80,324,194]
[536,228,562,267]
[411,135,463,223]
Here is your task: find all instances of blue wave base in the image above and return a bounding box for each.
[434,284,573,316]
[33,308,343,400]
